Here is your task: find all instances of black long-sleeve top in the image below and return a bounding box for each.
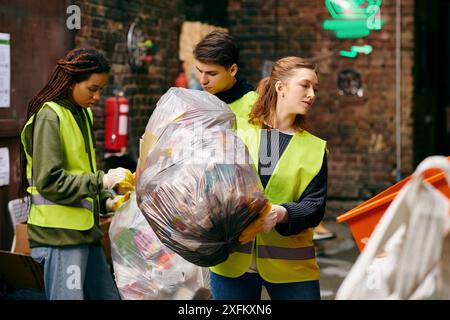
[258,129,327,236]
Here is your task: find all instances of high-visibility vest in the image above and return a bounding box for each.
[210,117,327,283]
[228,91,258,119]
[20,101,97,231]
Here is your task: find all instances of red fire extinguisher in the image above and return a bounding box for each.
[104,90,129,152]
[175,61,188,88]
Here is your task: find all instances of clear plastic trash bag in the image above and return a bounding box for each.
[136,88,269,267]
[109,192,204,300]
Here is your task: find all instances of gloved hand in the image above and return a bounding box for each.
[262,204,288,232]
[115,171,135,195]
[106,191,131,212]
[103,167,130,190]
[239,202,272,244]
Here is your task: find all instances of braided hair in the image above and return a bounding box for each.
[25,48,110,121]
[20,48,110,196]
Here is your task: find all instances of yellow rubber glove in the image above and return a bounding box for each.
[238,202,272,244]
[106,191,132,212]
[115,171,135,194]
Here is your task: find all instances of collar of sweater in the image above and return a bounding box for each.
[215,72,254,104]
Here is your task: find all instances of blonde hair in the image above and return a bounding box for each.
[249,56,317,131]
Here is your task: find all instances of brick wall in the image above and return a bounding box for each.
[228,0,415,217]
[73,0,183,169]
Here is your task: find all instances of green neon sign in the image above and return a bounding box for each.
[325,0,382,19]
[323,0,384,39]
[322,1,384,58]
[340,45,373,58]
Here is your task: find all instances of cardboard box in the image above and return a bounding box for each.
[0,250,44,291]
[100,216,113,260]
[15,223,31,255]
[14,216,113,260]
[1,217,113,298]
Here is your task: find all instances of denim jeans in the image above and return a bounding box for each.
[31,245,120,300]
[210,272,320,300]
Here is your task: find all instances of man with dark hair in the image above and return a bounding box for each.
[193,31,257,297]
[193,30,257,118]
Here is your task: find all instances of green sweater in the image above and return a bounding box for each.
[23,99,111,248]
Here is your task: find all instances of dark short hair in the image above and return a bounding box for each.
[194,31,239,69]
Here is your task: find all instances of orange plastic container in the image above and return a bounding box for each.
[336,156,450,251]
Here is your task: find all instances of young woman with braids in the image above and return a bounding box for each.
[20,48,127,300]
[210,56,327,300]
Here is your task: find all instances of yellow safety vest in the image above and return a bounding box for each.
[211,117,326,283]
[228,91,258,119]
[20,101,97,231]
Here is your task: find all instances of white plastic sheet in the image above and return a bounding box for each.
[336,156,450,300]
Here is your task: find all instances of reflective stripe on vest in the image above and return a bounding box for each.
[228,91,258,119]
[26,178,93,211]
[211,117,326,283]
[234,243,315,260]
[31,195,93,211]
[234,242,253,254]
[258,245,315,260]
[20,101,96,231]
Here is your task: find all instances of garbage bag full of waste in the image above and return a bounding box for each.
[136,88,270,267]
